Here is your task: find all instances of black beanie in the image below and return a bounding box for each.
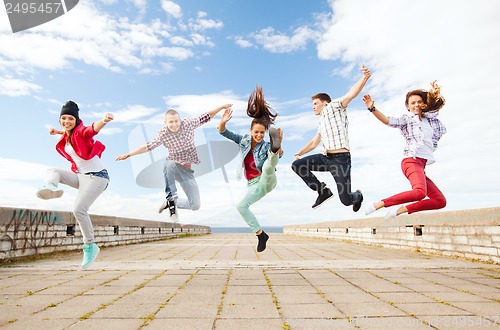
[60,101,80,122]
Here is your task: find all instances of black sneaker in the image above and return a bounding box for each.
[352,190,363,212]
[257,231,269,252]
[269,127,281,154]
[168,199,178,222]
[312,188,333,209]
[158,199,169,213]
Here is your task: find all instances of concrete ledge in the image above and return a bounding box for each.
[0,206,210,262]
[283,207,500,264]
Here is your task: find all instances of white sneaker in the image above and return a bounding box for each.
[36,185,63,200]
[385,207,398,219]
[168,199,179,223]
[158,199,169,213]
[170,214,179,223]
[365,202,377,216]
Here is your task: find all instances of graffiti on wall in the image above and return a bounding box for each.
[0,208,65,254]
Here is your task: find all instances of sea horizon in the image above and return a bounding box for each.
[210,226,283,234]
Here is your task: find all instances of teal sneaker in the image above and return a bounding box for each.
[81,243,100,269]
[36,184,63,200]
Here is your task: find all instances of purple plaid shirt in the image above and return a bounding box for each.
[146,113,210,165]
[387,111,446,159]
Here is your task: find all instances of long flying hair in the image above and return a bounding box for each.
[405,84,445,119]
[246,85,277,129]
[424,84,445,113]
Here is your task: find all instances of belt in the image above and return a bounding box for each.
[326,152,350,158]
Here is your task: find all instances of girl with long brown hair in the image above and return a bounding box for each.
[217,86,283,252]
[363,81,447,218]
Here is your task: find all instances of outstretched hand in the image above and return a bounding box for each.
[220,107,233,124]
[49,127,63,135]
[116,154,130,161]
[103,112,114,123]
[362,94,374,108]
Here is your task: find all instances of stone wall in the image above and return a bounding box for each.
[0,206,210,262]
[284,207,500,264]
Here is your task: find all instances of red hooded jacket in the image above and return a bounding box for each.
[55,121,105,173]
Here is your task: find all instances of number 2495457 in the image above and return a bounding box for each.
[5,2,63,14]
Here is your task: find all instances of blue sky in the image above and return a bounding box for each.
[1,0,499,228]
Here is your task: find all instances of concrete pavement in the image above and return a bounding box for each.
[1,233,499,329]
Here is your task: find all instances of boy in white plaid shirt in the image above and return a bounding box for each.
[292,65,371,211]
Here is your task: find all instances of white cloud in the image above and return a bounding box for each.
[161,0,182,19]
[160,62,176,74]
[88,104,160,123]
[0,0,225,97]
[150,46,194,61]
[317,0,500,92]
[251,26,318,53]
[188,12,224,31]
[0,76,41,96]
[0,158,49,181]
[163,90,246,118]
[98,127,123,135]
[277,112,318,136]
[130,0,147,14]
[170,36,194,47]
[231,36,254,49]
[190,33,215,47]
[0,3,156,72]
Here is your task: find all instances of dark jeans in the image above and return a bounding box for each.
[291,152,361,206]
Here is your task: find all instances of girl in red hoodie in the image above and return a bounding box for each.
[37,101,114,269]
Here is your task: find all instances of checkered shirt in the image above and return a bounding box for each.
[387,111,446,158]
[318,98,350,151]
[146,113,210,165]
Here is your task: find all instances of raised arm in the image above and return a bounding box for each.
[217,107,233,132]
[294,133,321,160]
[340,65,371,108]
[207,104,233,118]
[49,127,64,135]
[93,112,114,133]
[362,94,389,125]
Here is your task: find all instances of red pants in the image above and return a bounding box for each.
[382,157,446,214]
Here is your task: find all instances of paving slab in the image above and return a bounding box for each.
[0,233,499,329]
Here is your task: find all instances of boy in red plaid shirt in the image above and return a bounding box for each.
[117,104,232,220]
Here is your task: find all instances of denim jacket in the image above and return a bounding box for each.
[219,128,271,181]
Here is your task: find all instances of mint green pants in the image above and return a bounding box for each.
[236,152,279,233]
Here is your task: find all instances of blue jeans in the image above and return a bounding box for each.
[291,152,361,206]
[163,160,200,210]
[236,152,279,233]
